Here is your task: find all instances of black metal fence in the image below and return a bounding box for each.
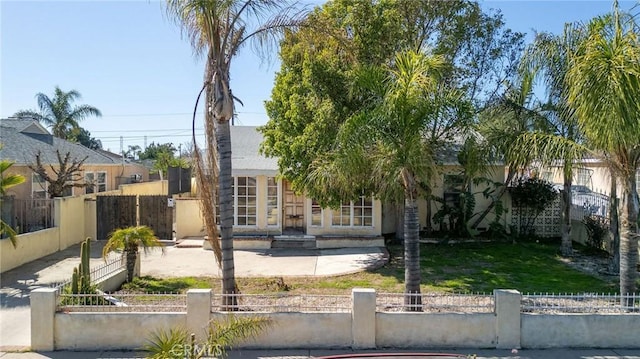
[0,197,55,235]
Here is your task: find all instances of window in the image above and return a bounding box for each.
[62,183,73,197]
[331,196,374,227]
[31,173,48,199]
[443,174,464,210]
[266,177,279,226]
[235,176,257,226]
[311,199,323,226]
[85,171,107,194]
[574,168,593,188]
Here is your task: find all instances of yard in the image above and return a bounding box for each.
[121,239,625,295]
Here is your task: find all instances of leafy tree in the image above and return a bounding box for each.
[261,0,523,233]
[308,51,469,311]
[102,226,165,282]
[28,150,89,198]
[166,0,306,309]
[123,145,142,160]
[510,24,587,256]
[0,158,26,247]
[139,142,177,160]
[14,86,102,141]
[475,69,547,228]
[566,6,640,297]
[69,127,103,150]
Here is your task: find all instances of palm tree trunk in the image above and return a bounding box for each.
[608,172,620,274]
[619,172,639,305]
[404,196,422,312]
[126,250,137,283]
[217,119,238,310]
[560,170,573,257]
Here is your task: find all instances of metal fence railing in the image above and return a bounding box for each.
[58,292,187,312]
[51,257,125,295]
[211,293,352,312]
[522,293,640,313]
[376,292,495,313]
[0,197,54,235]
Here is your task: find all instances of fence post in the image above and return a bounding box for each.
[31,287,58,351]
[494,289,521,349]
[351,288,376,349]
[187,289,212,341]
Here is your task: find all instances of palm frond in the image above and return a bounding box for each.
[206,315,271,358]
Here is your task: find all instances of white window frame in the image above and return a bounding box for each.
[330,196,374,228]
[31,173,48,199]
[310,199,323,227]
[234,176,257,227]
[85,171,107,194]
[266,177,280,227]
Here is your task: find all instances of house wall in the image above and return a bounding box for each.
[3,163,149,200]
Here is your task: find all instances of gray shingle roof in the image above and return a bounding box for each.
[0,118,117,165]
[230,126,278,175]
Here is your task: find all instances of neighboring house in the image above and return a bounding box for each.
[228,126,383,238]
[0,118,149,200]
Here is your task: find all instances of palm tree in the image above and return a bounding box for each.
[474,69,547,230]
[566,6,640,297]
[165,0,306,308]
[513,24,587,256]
[0,159,26,248]
[310,51,456,311]
[14,87,101,140]
[102,226,165,282]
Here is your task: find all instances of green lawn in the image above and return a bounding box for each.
[122,240,621,295]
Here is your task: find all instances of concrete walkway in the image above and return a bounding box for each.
[1,348,639,358]
[0,240,387,352]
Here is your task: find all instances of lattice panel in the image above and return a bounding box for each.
[511,198,561,238]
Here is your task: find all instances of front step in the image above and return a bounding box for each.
[271,239,316,249]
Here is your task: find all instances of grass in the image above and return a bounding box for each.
[121,239,623,295]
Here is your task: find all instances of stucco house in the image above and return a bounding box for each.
[230,126,383,239]
[0,117,149,200]
[178,126,507,246]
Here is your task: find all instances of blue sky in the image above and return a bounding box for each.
[1,0,636,153]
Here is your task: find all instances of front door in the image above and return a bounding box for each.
[283,181,305,234]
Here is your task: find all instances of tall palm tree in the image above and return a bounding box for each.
[165,0,306,308]
[310,51,457,311]
[102,226,165,282]
[14,87,101,140]
[474,69,547,230]
[566,5,640,298]
[0,159,26,248]
[514,24,587,257]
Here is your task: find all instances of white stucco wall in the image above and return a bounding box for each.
[0,228,59,272]
[54,313,185,350]
[214,312,353,349]
[521,314,640,348]
[375,313,496,348]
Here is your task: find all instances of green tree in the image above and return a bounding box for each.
[262,0,523,202]
[14,86,102,141]
[511,23,588,256]
[138,142,177,160]
[566,6,640,297]
[0,159,26,248]
[69,127,103,150]
[475,69,547,229]
[102,226,165,282]
[166,0,306,309]
[309,51,467,311]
